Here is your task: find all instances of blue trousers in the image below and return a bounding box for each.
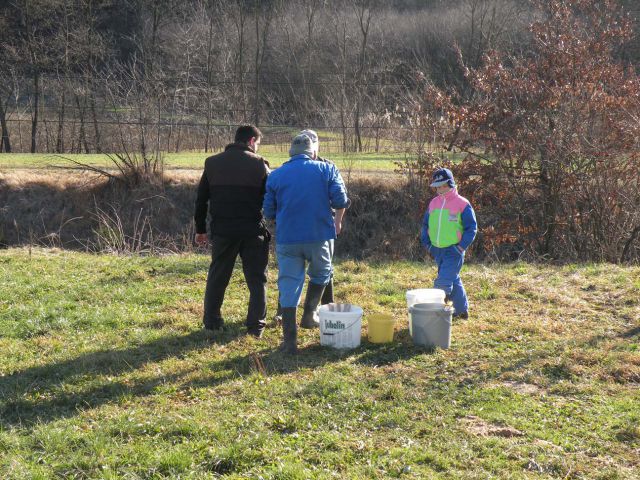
[431,245,468,314]
[276,241,333,308]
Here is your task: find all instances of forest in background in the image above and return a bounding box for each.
[1,0,638,155]
[2,0,640,263]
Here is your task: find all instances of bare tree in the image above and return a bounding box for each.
[13,0,64,153]
[222,0,249,118]
[0,11,15,153]
[252,0,280,124]
[0,80,13,153]
[352,0,376,152]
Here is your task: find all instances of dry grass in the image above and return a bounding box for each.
[0,170,421,260]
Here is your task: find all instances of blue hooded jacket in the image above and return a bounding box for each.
[263,154,349,244]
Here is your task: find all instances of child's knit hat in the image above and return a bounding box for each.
[430,168,456,188]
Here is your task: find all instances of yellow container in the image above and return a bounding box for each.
[367,314,396,343]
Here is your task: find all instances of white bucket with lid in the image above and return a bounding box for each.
[319,303,363,349]
[409,303,454,349]
[406,288,446,308]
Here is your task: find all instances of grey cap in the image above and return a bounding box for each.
[289,134,315,157]
[299,129,319,152]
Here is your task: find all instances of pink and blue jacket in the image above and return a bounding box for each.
[420,188,477,251]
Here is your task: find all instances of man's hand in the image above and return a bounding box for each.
[195,233,209,246]
[334,218,342,236]
[334,208,345,236]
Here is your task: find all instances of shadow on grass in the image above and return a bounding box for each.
[144,258,210,278]
[455,320,640,389]
[7,319,637,430]
[17,317,635,429]
[0,329,239,428]
[355,329,438,367]
[0,325,429,429]
[618,325,640,340]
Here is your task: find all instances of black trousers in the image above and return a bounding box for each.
[203,234,269,331]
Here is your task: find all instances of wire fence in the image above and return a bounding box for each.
[0,72,428,156]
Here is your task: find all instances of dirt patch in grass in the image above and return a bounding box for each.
[459,415,525,438]
[498,381,544,395]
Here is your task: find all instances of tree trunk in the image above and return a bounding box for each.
[56,88,65,153]
[254,4,259,124]
[620,225,640,263]
[354,102,362,152]
[0,96,11,153]
[237,15,246,119]
[75,93,89,153]
[204,9,215,153]
[538,143,556,256]
[30,71,40,153]
[90,89,101,153]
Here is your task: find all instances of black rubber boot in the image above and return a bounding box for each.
[320,276,334,305]
[300,282,325,329]
[279,307,298,354]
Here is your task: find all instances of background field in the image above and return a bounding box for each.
[0,148,467,173]
[1,249,638,479]
[0,151,402,173]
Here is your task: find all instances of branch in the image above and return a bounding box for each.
[620,224,640,263]
[50,154,119,181]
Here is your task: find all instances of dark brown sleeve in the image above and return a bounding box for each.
[194,171,210,234]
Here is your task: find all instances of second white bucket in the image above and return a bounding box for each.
[319,303,363,349]
[406,288,446,308]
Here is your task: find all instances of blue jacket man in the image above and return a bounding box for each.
[263,133,349,354]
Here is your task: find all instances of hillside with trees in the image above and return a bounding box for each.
[0,0,563,153]
[1,0,640,263]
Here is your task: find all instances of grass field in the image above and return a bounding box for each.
[0,149,467,173]
[1,249,639,479]
[0,151,403,172]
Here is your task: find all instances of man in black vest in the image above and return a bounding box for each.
[194,125,271,337]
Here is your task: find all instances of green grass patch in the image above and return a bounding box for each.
[0,150,407,172]
[0,147,466,173]
[0,249,638,478]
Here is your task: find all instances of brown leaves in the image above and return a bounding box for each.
[414,0,640,260]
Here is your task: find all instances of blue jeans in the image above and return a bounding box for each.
[276,241,333,307]
[431,245,468,314]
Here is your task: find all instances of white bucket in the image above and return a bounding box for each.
[318,303,363,349]
[406,288,446,308]
[409,303,454,349]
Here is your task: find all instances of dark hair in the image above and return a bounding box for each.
[234,124,262,144]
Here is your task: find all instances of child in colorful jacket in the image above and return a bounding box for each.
[420,168,477,319]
